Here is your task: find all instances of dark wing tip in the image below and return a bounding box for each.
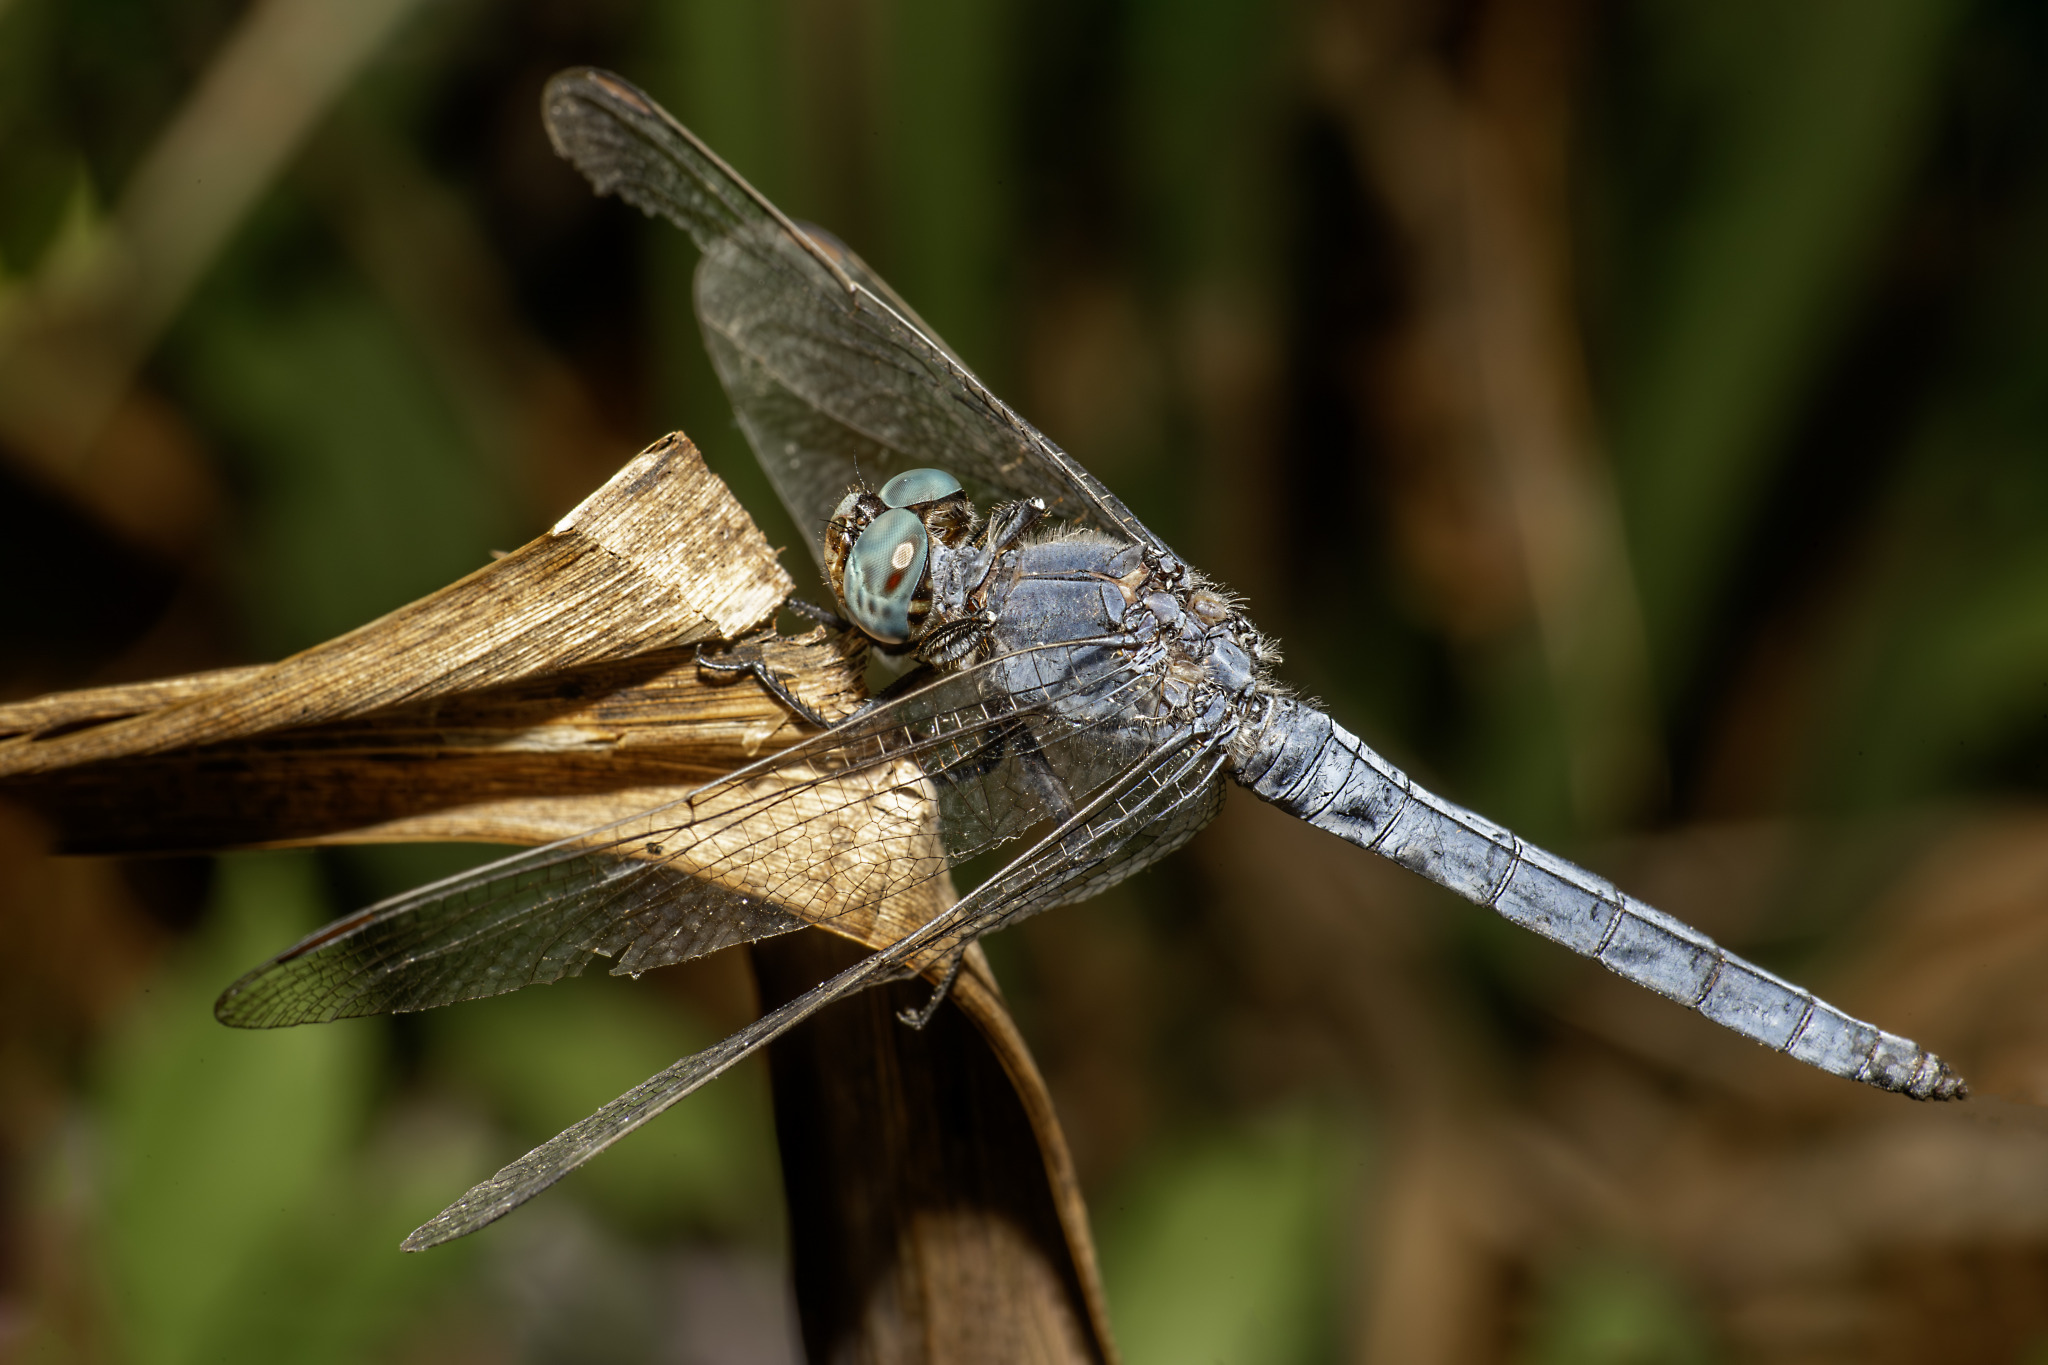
[399,1222,448,1253]
[214,965,269,1028]
[583,70,652,113]
[214,905,385,1027]
[214,954,364,1029]
[214,965,303,1029]
[541,68,657,151]
[542,66,647,111]
[402,1160,546,1252]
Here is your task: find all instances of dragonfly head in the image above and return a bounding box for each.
[823,468,974,644]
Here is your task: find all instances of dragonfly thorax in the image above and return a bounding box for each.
[824,467,977,644]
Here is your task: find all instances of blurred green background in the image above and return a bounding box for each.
[8,0,2048,1361]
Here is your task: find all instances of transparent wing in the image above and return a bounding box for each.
[216,635,1174,1029]
[539,67,1163,561]
[992,754,1229,928]
[214,844,810,1028]
[402,733,1232,1250]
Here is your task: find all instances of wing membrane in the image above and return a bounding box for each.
[216,852,806,1028]
[402,733,1231,1250]
[217,637,1172,1028]
[540,67,1162,558]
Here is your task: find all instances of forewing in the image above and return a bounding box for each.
[403,732,1232,1250]
[215,848,806,1028]
[992,752,1229,927]
[217,638,1165,1028]
[539,67,1162,559]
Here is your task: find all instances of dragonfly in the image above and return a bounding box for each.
[215,67,1965,1253]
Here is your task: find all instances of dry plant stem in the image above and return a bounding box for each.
[0,435,789,780]
[0,434,1115,1361]
[0,639,858,854]
[758,931,1113,1365]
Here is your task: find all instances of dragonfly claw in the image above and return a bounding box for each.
[694,644,834,729]
[896,952,966,1029]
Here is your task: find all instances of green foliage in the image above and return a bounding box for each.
[96,852,475,1365]
[1098,1108,1360,1365]
[879,0,1015,380]
[1519,1250,1718,1365]
[1607,0,1966,679]
[177,266,524,657]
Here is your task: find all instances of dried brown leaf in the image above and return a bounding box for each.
[0,432,1113,1363]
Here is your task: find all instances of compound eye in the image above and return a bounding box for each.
[878,467,964,509]
[823,489,886,605]
[841,507,929,643]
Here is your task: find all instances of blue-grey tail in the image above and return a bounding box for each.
[1235,697,1966,1101]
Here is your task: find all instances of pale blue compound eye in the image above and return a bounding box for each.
[842,507,929,643]
[878,468,963,509]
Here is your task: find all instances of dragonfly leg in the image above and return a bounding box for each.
[694,644,833,728]
[896,951,966,1029]
[782,596,853,632]
[915,612,994,666]
[981,496,1047,556]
